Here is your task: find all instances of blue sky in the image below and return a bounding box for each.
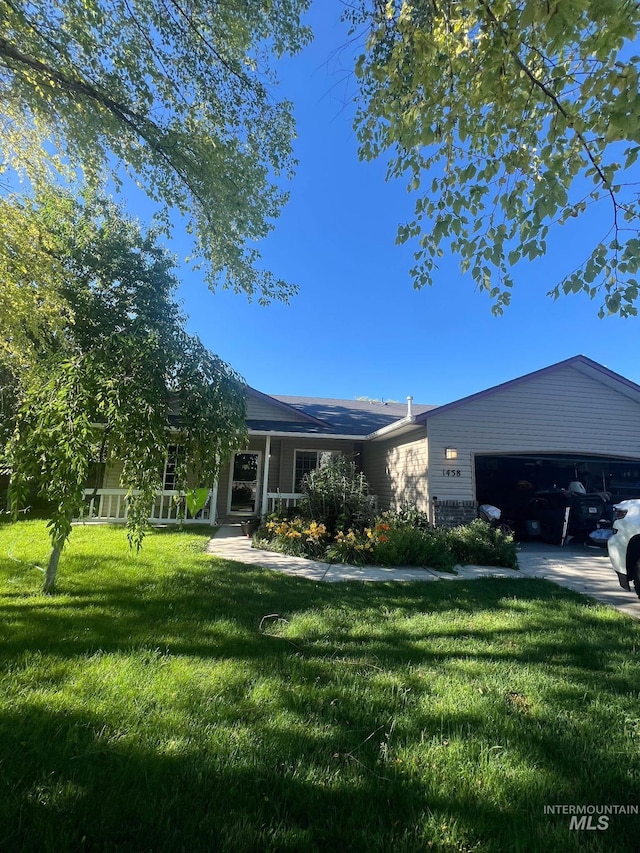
[128,3,640,407]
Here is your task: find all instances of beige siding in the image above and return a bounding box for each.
[246,394,309,424]
[362,429,429,512]
[426,365,640,502]
[267,439,282,492]
[103,459,124,489]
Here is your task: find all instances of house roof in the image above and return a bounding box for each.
[246,387,328,428]
[245,356,639,440]
[414,354,640,424]
[269,395,436,437]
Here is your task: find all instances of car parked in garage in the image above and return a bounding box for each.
[608,500,640,598]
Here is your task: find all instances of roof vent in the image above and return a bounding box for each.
[407,395,413,417]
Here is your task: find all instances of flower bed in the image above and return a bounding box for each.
[255,461,517,570]
[253,511,518,570]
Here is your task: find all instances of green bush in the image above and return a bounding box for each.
[381,504,432,531]
[299,456,375,535]
[447,519,519,569]
[253,505,518,571]
[371,522,454,570]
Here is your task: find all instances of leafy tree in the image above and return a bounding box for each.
[0,193,71,376]
[0,0,311,303]
[348,1,640,316]
[5,191,247,593]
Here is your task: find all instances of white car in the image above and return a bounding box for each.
[608,499,640,598]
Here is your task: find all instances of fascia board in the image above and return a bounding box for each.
[366,415,419,441]
[248,429,369,440]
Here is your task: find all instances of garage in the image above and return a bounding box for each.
[475,452,640,541]
[410,355,640,534]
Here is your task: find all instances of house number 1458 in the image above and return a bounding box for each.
[442,469,461,477]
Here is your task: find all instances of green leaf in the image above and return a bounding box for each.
[349,0,640,317]
[0,0,310,303]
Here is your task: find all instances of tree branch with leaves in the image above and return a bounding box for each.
[0,0,311,303]
[347,0,640,316]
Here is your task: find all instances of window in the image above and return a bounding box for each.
[294,450,341,491]
[162,444,184,491]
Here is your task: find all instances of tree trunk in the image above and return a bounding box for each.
[43,544,62,594]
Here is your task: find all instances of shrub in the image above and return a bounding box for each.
[447,519,518,569]
[370,522,454,571]
[381,504,432,531]
[299,456,375,536]
[264,498,301,520]
[253,509,518,571]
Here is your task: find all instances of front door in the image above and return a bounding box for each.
[228,451,262,515]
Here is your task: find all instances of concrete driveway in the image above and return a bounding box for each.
[517,541,640,620]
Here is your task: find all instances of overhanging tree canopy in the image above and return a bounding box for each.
[0,0,311,303]
[348,0,640,316]
[5,191,247,592]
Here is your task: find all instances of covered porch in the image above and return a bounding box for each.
[213,433,360,521]
[79,433,358,525]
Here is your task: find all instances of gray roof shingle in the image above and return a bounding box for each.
[264,395,437,436]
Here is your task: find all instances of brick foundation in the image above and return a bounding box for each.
[432,499,477,528]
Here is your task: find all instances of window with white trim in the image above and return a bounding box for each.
[294,450,341,491]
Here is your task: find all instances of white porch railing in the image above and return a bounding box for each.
[79,489,213,525]
[265,492,304,515]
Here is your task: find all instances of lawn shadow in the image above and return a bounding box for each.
[1,697,633,853]
[2,532,639,852]
[1,563,636,692]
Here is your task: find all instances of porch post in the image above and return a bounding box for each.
[209,479,218,526]
[260,435,271,518]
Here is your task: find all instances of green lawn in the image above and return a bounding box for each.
[1,521,639,852]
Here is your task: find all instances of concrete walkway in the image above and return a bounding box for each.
[206,525,640,620]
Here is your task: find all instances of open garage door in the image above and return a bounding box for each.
[475,453,640,541]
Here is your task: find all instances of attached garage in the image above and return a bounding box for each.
[475,452,640,537]
[475,453,640,506]
[408,355,640,530]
